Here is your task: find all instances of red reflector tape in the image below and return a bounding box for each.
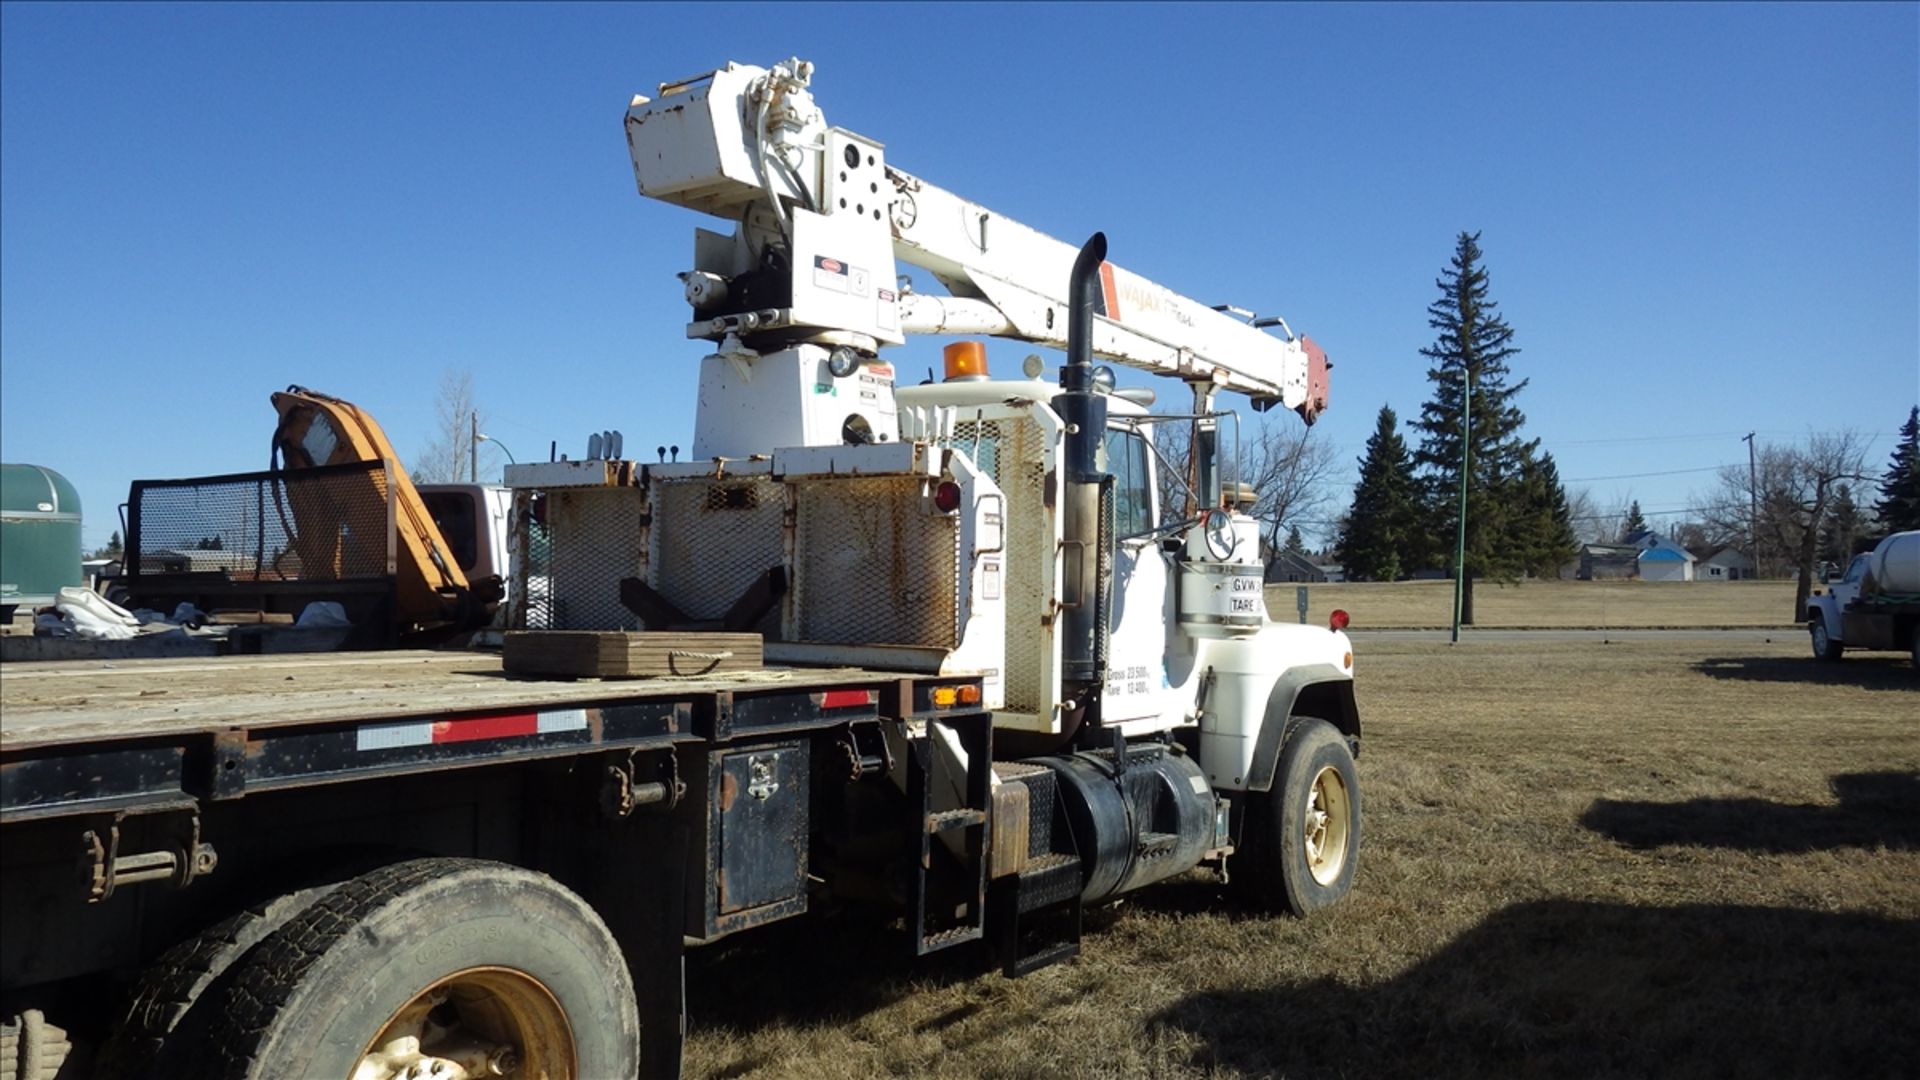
[819,690,875,709]
[433,712,538,744]
[356,708,589,752]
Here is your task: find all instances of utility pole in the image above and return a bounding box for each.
[470,411,479,484]
[1742,432,1758,579]
[1451,363,1470,644]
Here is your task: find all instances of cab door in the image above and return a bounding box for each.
[1101,425,1174,726]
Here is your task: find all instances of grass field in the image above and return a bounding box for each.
[1270,578,1801,629]
[680,637,1918,1079]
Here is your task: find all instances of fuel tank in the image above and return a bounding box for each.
[1031,744,1222,905]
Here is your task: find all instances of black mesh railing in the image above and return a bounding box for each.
[127,462,395,584]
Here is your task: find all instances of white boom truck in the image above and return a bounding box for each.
[1806,530,1920,666]
[0,58,1355,1080]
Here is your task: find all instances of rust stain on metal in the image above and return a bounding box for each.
[719,771,738,811]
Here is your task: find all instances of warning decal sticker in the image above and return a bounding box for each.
[814,255,850,294]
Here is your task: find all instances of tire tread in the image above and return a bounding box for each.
[204,858,485,1078]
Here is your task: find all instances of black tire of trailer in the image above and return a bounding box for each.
[1234,716,1360,916]
[200,858,639,1080]
[93,882,343,1079]
[1809,615,1844,662]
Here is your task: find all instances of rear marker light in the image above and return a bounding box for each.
[957,685,981,705]
[931,686,959,707]
[1329,609,1350,631]
[933,481,962,513]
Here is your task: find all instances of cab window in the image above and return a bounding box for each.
[1843,555,1868,585]
[1103,427,1155,538]
[420,490,479,572]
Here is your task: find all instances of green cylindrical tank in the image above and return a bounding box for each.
[1,463,85,613]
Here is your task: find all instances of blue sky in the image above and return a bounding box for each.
[3,2,1915,550]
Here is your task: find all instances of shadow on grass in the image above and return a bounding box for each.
[1582,771,1920,852]
[1150,900,1920,1080]
[1692,653,1916,688]
[683,905,983,1032]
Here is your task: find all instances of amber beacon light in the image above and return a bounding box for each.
[943,341,989,380]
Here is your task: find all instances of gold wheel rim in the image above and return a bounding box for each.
[1304,764,1352,887]
[353,965,574,1080]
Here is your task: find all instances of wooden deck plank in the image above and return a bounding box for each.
[0,650,896,752]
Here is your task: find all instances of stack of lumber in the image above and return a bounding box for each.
[503,631,763,679]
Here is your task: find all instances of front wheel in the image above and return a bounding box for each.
[1235,717,1361,915]
[202,858,638,1080]
[1810,617,1844,662]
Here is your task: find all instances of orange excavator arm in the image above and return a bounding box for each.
[269,385,481,632]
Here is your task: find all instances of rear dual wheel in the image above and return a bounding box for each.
[200,858,637,1080]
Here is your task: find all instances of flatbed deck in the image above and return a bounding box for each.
[1,650,886,750]
[1,649,950,823]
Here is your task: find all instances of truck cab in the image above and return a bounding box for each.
[1808,555,1868,660]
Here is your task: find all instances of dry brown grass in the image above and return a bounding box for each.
[681,639,1919,1079]
[1268,578,1800,629]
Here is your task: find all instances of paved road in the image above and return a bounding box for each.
[1347,627,1802,644]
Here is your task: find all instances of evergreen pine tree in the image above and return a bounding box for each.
[1410,232,1543,609]
[1283,525,1306,555]
[1875,406,1920,532]
[1619,500,1648,541]
[90,531,124,561]
[1517,453,1579,577]
[1337,405,1424,581]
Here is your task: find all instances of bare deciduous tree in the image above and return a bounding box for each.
[1565,486,1609,544]
[1150,410,1337,552]
[1705,431,1871,617]
[413,370,482,483]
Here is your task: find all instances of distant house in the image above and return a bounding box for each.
[1696,546,1755,581]
[1313,563,1346,583]
[1625,530,1697,582]
[81,558,121,588]
[1262,546,1327,583]
[1573,543,1640,580]
[138,549,260,575]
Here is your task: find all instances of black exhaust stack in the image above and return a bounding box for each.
[1058,233,1110,687]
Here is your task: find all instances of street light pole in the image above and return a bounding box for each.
[476,433,516,480]
[1451,362,1470,644]
[1742,432,1758,579]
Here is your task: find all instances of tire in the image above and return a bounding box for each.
[1236,717,1361,915]
[201,858,638,1080]
[95,884,340,1080]
[1810,616,1844,662]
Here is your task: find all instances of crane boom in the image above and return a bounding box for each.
[888,166,1326,416]
[624,57,1329,448]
